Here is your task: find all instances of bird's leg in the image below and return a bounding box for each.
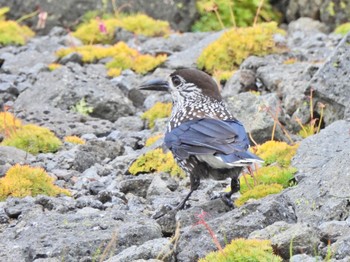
[220,177,240,208]
[176,173,200,210]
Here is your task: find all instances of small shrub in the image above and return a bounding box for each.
[192,0,281,32]
[334,22,350,36]
[128,148,185,178]
[71,98,94,116]
[199,238,282,262]
[2,124,62,155]
[0,7,34,46]
[0,164,70,201]
[64,136,85,145]
[141,102,172,128]
[235,183,283,207]
[73,13,170,44]
[197,22,285,73]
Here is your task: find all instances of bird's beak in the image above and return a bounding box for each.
[140,79,169,92]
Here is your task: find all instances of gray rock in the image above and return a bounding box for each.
[290,254,321,262]
[318,221,350,244]
[53,140,124,173]
[285,120,350,225]
[288,17,328,34]
[114,116,144,132]
[0,208,162,261]
[4,197,35,219]
[225,92,287,143]
[139,32,210,55]
[250,222,319,259]
[307,33,350,125]
[176,194,296,261]
[106,238,175,262]
[119,175,154,198]
[0,0,197,33]
[165,31,224,69]
[280,0,350,31]
[0,146,35,176]
[14,63,134,136]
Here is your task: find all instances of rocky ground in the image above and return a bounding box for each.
[0,15,350,262]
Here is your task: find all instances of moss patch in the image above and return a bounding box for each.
[197,22,284,74]
[0,7,34,46]
[235,140,299,206]
[0,164,70,201]
[199,238,282,262]
[56,42,167,76]
[141,102,172,128]
[128,148,185,178]
[73,13,170,44]
[2,124,62,155]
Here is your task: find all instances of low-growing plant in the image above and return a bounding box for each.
[0,164,71,201]
[48,63,62,71]
[56,42,167,76]
[254,140,299,167]
[334,22,350,36]
[141,102,172,128]
[235,183,283,207]
[234,140,299,206]
[64,135,85,145]
[73,13,170,44]
[71,98,94,116]
[0,111,21,136]
[192,0,281,32]
[295,88,325,138]
[199,238,282,262]
[128,148,185,178]
[197,22,285,74]
[2,124,62,155]
[145,133,163,147]
[0,7,34,46]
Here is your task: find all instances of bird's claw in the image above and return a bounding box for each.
[211,192,234,208]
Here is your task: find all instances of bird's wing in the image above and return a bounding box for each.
[164,118,251,160]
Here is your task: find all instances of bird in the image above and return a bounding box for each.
[140,68,262,210]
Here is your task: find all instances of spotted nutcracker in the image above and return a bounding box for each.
[140,68,262,209]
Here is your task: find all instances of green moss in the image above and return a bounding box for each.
[234,140,298,206]
[199,238,282,262]
[145,134,163,147]
[255,140,299,167]
[235,183,283,207]
[70,98,94,116]
[141,102,172,128]
[0,20,34,46]
[56,42,167,76]
[128,148,185,178]
[334,22,350,36]
[2,124,62,155]
[239,166,297,194]
[0,164,70,201]
[73,13,170,44]
[197,22,285,73]
[64,136,85,145]
[192,0,281,32]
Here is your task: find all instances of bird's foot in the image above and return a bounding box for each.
[211,192,234,208]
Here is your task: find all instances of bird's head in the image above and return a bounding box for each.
[140,69,222,104]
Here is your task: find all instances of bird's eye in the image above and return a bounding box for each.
[172,76,181,87]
